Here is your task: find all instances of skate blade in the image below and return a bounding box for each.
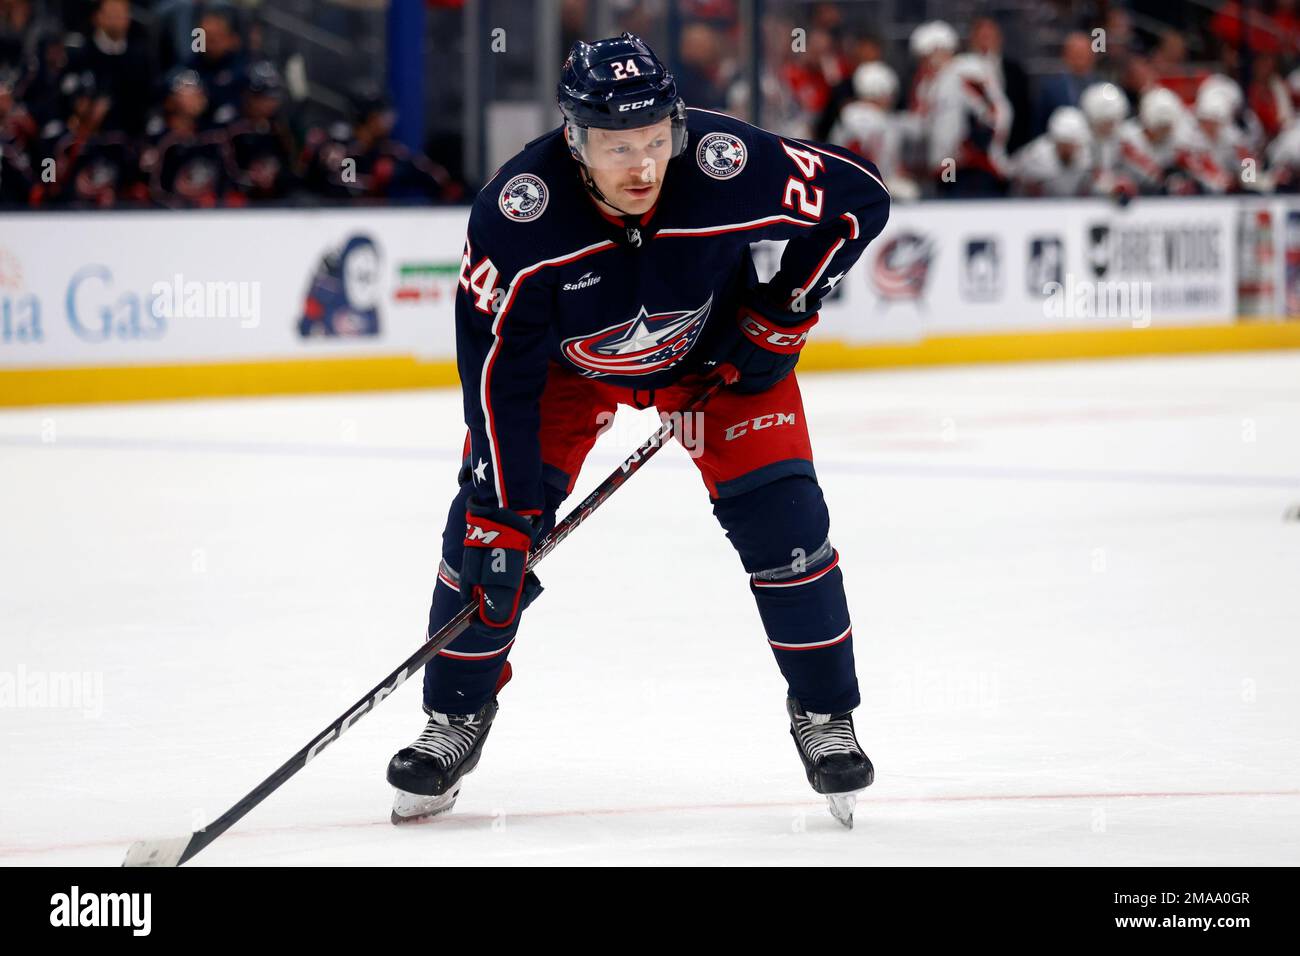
[391,784,462,825]
[826,792,858,829]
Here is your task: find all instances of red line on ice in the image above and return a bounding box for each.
[2,788,1298,860]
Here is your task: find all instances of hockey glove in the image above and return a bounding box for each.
[705,285,818,394]
[462,502,542,628]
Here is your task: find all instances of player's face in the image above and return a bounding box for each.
[1091,118,1117,139]
[1055,141,1079,163]
[584,120,672,213]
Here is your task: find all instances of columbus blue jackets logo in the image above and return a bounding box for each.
[871,232,933,302]
[696,133,747,180]
[561,295,712,377]
[498,174,548,221]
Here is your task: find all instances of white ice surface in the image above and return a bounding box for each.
[2,353,1299,866]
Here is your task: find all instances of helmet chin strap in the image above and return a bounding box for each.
[577,162,639,219]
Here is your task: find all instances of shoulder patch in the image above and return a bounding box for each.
[695,132,747,180]
[498,173,549,221]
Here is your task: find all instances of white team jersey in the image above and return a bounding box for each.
[925,57,1011,175]
[1267,121,1300,185]
[830,102,902,181]
[1010,134,1094,197]
[1090,131,1122,175]
[1116,117,1229,193]
[1189,122,1251,187]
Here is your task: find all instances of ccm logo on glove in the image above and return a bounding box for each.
[462,506,535,628]
[738,308,819,354]
[465,517,530,550]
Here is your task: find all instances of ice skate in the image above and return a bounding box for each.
[787,698,873,828]
[387,697,499,824]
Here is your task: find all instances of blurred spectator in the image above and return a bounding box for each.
[1080,81,1135,197]
[71,0,152,136]
[1211,1,1294,58]
[970,16,1032,153]
[29,68,144,207]
[906,20,957,119]
[675,21,727,111]
[1118,55,1160,112]
[829,61,917,199]
[14,30,69,128]
[1247,53,1295,140]
[140,68,238,207]
[1193,78,1255,191]
[782,26,851,119]
[189,2,246,128]
[301,87,461,203]
[929,53,1012,197]
[1,0,37,71]
[813,33,882,141]
[226,60,299,202]
[152,0,200,75]
[1035,33,1098,135]
[1149,30,1187,79]
[1267,117,1300,191]
[1094,8,1137,86]
[0,66,33,202]
[1010,105,1093,197]
[4,3,1300,209]
[726,12,808,137]
[1201,73,1268,155]
[1278,0,1300,59]
[1117,86,1230,195]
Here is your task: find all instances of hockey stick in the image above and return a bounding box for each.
[122,376,727,866]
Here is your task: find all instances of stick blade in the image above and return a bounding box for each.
[122,835,192,867]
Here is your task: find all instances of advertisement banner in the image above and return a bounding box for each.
[0,196,1263,381]
[790,197,1240,345]
[0,208,469,369]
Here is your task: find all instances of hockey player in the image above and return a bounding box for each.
[829,62,918,200]
[1117,87,1230,195]
[1266,118,1300,192]
[926,53,1012,197]
[1198,73,1266,155]
[1079,82,1132,197]
[906,21,957,120]
[386,33,889,828]
[1009,106,1093,197]
[1192,83,1253,192]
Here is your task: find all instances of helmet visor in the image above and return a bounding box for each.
[566,108,686,177]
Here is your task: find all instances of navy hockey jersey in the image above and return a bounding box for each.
[456,107,890,512]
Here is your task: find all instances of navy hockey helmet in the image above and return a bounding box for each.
[556,32,687,168]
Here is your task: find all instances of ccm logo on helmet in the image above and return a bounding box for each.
[618,98,655,111]
[725,412,797,441]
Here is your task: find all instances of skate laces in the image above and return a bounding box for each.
[794,709,863,763]
[407,710,481,767]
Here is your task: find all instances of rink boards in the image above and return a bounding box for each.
[2,196,1299,406]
